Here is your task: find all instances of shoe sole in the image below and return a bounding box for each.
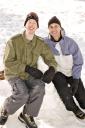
[18,116,37,128]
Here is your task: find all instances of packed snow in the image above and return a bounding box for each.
[0,0,85,128]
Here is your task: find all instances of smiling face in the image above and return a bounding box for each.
[48,23,61,41]
[25,19,38,35]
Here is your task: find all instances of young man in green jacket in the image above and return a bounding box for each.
[0,12,57,128]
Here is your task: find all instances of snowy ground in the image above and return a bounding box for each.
[0,0,85,128]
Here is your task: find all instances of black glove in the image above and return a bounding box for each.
[71,79,79,95]
[42,66,55,83]
[25,65,43,79]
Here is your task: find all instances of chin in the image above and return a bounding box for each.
[52,35,57,38]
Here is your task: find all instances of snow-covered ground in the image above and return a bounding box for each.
[0,0,85,128]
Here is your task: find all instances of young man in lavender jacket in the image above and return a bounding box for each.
[44,16,85,119]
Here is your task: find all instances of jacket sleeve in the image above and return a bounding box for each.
[41,41,57,69]
[69,39,83,79]
[3,39,26,75]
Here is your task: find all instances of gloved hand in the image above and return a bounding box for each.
[42,66,55,83]
[25,65,43,79]
[71,79,79,95]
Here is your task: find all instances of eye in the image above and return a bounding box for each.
[50,26,53,29]
[49,25,59,29]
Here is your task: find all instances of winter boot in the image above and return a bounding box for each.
[73,108,85,119]
[0,109,8,125]
[18,112,38,128]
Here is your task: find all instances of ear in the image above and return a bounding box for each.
[48,33,51,39]
[61,28,65,36]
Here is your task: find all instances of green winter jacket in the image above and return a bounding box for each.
[4,31,57,80]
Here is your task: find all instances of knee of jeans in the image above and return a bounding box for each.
[18,90,29,101]
[65,104,73,111]
[30,85,45,97]
[63,96,74,111]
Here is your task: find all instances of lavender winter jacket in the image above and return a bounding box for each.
[44,36,83,79]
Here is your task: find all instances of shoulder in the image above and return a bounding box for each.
[64,36,77,44]
[36,35,44,42]
[7,33,22,43]
[10,33,22,41]
[64,36,78,48]
[63,36,80,55]
[36,36,51,51]
[44,37,50,43]
[7,33,23,46]
[36,35,48,46]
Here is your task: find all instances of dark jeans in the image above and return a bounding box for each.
[52,72,85,113]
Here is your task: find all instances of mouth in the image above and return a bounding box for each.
[29,28,35,31]
[52,32,57,35]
